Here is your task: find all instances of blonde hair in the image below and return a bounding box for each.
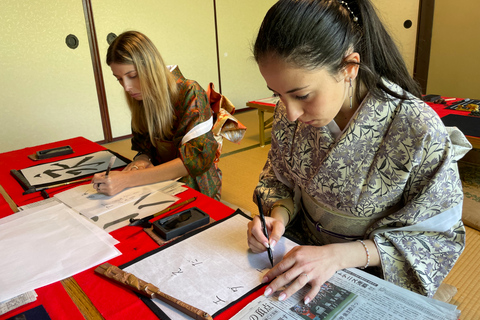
[106,31,179,145]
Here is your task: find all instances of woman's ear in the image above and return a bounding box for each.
[343,52,360,81]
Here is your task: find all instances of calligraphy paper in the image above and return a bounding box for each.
[54,181,182,232]
[122,212,298,319]
[0,201,121,302]
[19,150,128,187]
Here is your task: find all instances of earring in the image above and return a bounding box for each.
[348,78,353,109]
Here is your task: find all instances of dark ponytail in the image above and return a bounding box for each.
[254,0,421,101]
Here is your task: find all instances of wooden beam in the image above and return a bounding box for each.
[82,0,113,142]
[413,0,435,94]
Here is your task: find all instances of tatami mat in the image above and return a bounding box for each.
[444,226,480,319]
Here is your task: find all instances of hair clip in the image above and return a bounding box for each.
[339,0,359,22]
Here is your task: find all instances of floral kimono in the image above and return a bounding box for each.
[255,79,471,296]
[132,66,221,200]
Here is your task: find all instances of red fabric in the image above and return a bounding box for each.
[426,97,466,118]
[71,187,244,319]
[0,136,105,209]
[0,137,256,319]
[426,97,480,139]
[0,137,103,320]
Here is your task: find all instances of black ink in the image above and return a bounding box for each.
[188,259,203,266]
[39,156,104,179]
[133,193,151,206]
[213,296,226,304]
[172,268,183,276]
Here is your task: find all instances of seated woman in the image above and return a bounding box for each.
[247,0,471,304]
[92,31,221,200]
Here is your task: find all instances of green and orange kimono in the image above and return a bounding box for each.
[131,66,221,200]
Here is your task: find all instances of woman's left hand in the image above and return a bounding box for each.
[123,158,153,171]
[262,244,341,304]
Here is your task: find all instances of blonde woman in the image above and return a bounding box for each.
[92,31,221,199]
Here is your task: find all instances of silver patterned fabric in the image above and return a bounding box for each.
[255,79,471,297]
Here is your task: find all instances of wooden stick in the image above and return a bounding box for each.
[61,277,105,320]
[23,177,92,195]
[44,177,92,189]
[0,185,19,213]
[95,263,213,320]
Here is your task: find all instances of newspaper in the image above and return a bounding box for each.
[0,291,37,316]
[231,268,460,320]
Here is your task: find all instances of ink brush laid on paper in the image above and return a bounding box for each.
[95,263,213,320]
[22,177,93,195]
[129,197,197,227]
[256,193,274,267]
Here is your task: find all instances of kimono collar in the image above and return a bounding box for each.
[167,65,186,82]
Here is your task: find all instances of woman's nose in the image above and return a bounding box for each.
[285,101,303,122]
[123,80,132,92]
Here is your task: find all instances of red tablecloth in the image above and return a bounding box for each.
[0,137,262,320]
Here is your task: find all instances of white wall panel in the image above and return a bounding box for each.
[427,0,480,98]
[372,0,419,75]
[216,0,278,109]
[0,0,103,153]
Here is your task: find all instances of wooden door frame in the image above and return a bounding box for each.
[413,0,435,94]
[82,0,112,144]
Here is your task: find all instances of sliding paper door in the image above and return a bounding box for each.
[0,0,103,153]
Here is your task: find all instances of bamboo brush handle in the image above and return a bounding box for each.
[95,263,212,320]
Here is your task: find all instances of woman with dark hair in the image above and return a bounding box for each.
[247,0,471,303]
[92,31,221,199]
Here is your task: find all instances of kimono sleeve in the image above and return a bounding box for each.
[177,82,218,177]
[130,131,155,160]
[367,124,470,297]
[254,104,298,218]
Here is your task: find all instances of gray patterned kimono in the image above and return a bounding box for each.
[255,80,471,297]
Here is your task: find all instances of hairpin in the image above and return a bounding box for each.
[339,0,359,22]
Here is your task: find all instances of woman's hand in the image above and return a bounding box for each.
[123,158,153,171]
[261,240,378,304]
[262,244,341,304]
[91,171,131,196]
[247,215,286,253]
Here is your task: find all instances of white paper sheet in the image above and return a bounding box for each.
[123,213,298,319]
[20,150,127,186]
[54,181,182,232]
[0,202,121,302]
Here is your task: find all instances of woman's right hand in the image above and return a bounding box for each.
[247,215,286,253]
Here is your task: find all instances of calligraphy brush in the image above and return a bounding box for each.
[105,155,116,178]
[128,197,197,227]
[22,177,92,195]
[95,263,213,320]
[256,193,274,267]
